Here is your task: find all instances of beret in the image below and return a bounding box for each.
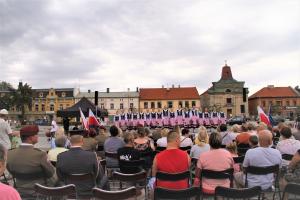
[20,125,39,136]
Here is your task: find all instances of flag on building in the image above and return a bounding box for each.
[257,106,270,126]
[79,107,88,130]
[88,109,101,127]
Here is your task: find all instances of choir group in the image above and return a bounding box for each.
[113,106,227,129]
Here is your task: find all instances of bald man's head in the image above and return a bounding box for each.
[258,130,273,147]
[70,135,84,147]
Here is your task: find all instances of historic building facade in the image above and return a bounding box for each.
[248,85,300,119]
[139,86,200,111]
[75,88,139,117]
[200,64,249,118]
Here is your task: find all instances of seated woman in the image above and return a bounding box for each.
[117,132,141,174]
[82,129,98,151]
[134,127,155,169]
[195,132,234,194]
[156,128,169,147]
[284,149,300,184]
[190,127,210,159]
[180,128,193,148]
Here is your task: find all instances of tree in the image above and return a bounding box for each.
[0,81,14,110]
[11,82,33,123]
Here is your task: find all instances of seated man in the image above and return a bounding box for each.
[104,125,125,167]
[7,125,55,196]
[234,130,282,190]
[118,132,141,174]
[152,131,191,189]
[56,134,109,196]
[0,144,21,200]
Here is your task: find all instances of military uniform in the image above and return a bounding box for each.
[6,125,55,196]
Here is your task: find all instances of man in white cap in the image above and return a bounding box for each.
[0,109,13,150]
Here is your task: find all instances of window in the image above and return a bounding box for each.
[151,102,155,109]
[286,101,290,106]
[35,104,39,111]
[110,103,114,109]
[59,104,63,110]
[269,101,273,106]
[240,105,245,113]
[100,103,104,109]
[130,103,134,108]
[167,101,173,108]
[226,98,232,104]
[39,92,43,98]
[185,101,189,108]
[50,92,54,96]
[192,101,196,107]
[294,101,297,106]
[144,102,148,109]
[120,103,124,109]
[50,104,54,111]
[157,102,162,109]
[61,92,66,97]
[130,98,133,101]
[100,98,104,102]
[262,101,266,107]
[225,89,231,93]
[276,101,282,106]
[66,104,70,107]
[120,99,123,101]
[178,101,183,107]
[41,104,45,111]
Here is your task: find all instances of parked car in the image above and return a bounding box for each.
[34,119,49,126]
[227,116,246,125]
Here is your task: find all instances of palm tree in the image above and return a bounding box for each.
[11,82,33,123]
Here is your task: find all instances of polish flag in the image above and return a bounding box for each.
[257,106,270,126]
[88,109,101,127]
[79,107,89,130]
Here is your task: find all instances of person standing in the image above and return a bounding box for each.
[0,109,13,150]
[62,117,70,135]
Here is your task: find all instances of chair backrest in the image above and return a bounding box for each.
[156,146,166,152]
[34,183,76,198]
[201,168,234,187]
[11,171,47,187]
[179,146,191,151]
[154,186,200,200]
[97,145,104,151]
[245,165,279,187]
[65,173,96,186]
[156,170,190,186]
[214,186,261,199]
[105,151,119,159]
[113,170,147,182]
[50,161,57,167]
[282,154,294,161]
[237,144,250,155]
[233,156,245,164]
[118,159,145,174]
[93,186,137,200]
[282,183,300,200]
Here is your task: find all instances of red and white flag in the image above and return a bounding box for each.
[79,107,89,130]
[88,109,101,127]
[257,106,270,125]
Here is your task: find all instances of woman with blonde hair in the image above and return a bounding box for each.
[156,128,169,147]
[190,127,210,159]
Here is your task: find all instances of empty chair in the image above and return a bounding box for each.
[65,173,96,198]
[214,186,261,200]
[93,186,137,200]
[113,170,147,198]
[154,186,200,200]
[34,183,77,199]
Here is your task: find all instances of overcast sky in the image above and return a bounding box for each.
[1,0,299,95]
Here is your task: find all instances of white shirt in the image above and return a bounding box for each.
[0,118,12,150]
[50,120,58,133]
[156,137,167,147]
[180,136,193,147]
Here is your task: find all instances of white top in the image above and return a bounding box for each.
[190,144,210,159]
[156,137,167,147]
[276,138,300,166]
[180,136,193,147]
[50,120,58,133]
[220,131,237,145]
[0,118,12,150]
[243,147,282,190]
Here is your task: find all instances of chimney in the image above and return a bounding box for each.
[18,81,23,88]
[172,84,174,88]
[162,85,164,88]
[178,84,180,88]
[221,64,233,80]
[88,89,91,93]
[136,87,139,92]
[267,85,274,88]
[127,88,130,92]
[106,88,110,93]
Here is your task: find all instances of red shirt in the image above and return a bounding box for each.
[156,149,189,189]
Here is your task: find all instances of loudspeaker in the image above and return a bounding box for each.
[243,88,247,102]
[95,91,98,105]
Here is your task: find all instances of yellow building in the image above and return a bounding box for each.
[139,86,200,111]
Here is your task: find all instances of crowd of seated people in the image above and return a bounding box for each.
[2,120,300,199]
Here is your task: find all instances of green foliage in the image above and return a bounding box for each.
[0,81,15,109]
